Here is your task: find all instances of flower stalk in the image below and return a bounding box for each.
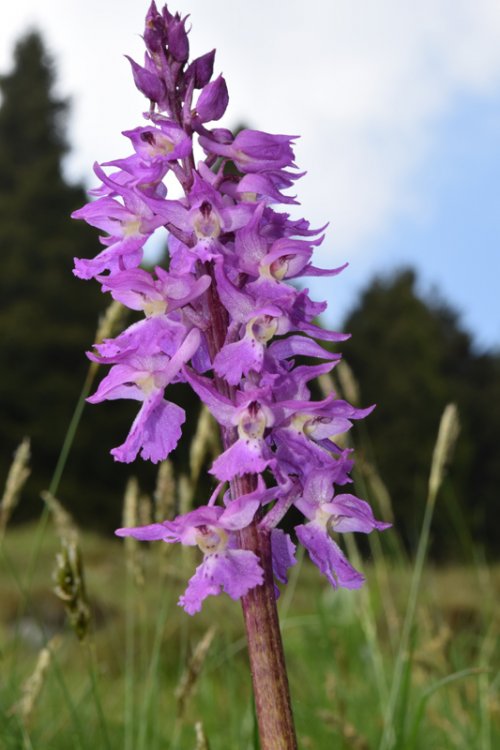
[238,513,298,749]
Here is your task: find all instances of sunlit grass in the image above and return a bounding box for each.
[0,518,498,749]
[1,348,499,749]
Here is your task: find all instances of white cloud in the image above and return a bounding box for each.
[1,0,500,262]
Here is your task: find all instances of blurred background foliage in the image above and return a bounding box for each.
[1,31,499,558]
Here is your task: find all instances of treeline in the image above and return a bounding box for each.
[1,32,498,558]
[343,269,500,560]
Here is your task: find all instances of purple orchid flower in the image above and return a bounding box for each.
[96,266,211,317]
[199,129,298,173]
[116,491,265,613]
[295,475,391,588]
[88,325,200,462]
[74,3,390,617]
[123,121,192,163]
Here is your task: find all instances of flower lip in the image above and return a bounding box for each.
[200,200,212,217]
[192,201,221,239]
[248,315,279,344]
[269,255,292,280]
[195,525,228,554]
[237,400,273,440]
[139,129,175,156]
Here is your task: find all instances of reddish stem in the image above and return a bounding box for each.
[235,476,298,750]
[203,269,297,749]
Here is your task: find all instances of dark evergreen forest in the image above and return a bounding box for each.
[0,32,161,530]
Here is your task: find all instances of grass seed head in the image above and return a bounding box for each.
[154,459,176,522]
[42,491,79,543]
[428,403,460,506]
[53,539,91,641]
[0,437,31,536]
[94,299,127,344]
[10,636,60,725]
[194,720,210,749]
[189,405,219,486]
[121,477,145,585]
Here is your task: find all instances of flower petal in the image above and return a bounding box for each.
[178,549,263,614]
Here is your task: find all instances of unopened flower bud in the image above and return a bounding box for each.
[167,17,189,62]
[126,55,165,102]
[195,75,229,123]
[186,49,216,89]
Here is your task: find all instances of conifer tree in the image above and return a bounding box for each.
[0,32,150,527]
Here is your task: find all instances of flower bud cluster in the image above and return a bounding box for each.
[73,2,389,614]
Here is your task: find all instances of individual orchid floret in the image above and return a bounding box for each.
[199,129,298,173]
[282,393,374,445]
[88,326,200,462]
[72,165,184,279]
[234,171,301,205]
[71,195,150,279]
[156,174,255,263]
[183,370,275,481]
[126,54,166,104]
[97,266,211,317]
[187,175,254,240]
[295,473,391,588]
[297,519,365,590]
[185,49,216,89]
[165,12,189,62]
[116,495,264,613]
[193,74,229,124]
[211,398,276,481]
[213,307,288,385]
[98,157,170,198]
[123,122,192,164]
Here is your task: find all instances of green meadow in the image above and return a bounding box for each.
[1,430,498,749]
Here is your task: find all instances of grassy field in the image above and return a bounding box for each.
[0,517,498,749]
[0,381,498,748]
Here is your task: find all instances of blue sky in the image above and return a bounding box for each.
[391,89,499,350]
[0,0,499,350]
[326,87,500,350]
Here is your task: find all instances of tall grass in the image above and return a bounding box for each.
[0,349,498,749]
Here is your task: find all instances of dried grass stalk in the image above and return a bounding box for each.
[428,403,460,507]
[358,458,395,523]
[0,437,31,537]
[154,460,176,522]
[336,360,361,406]
[10,636,60,725]
[94,299,126,344]
[41,491,79,543]
[175,626,216,719]
[123,477,139,530]
[178,473,193,518]
[139,493,152,526]
[189,405,218,486]
[121,477,144,586]
[317,372,335,398]
[194,720,210,749]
